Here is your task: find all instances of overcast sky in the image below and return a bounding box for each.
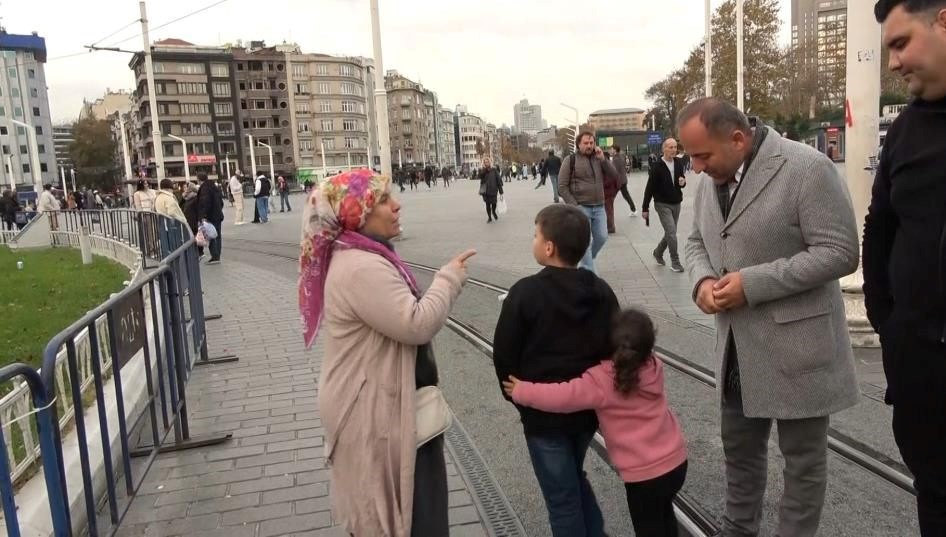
[4,0,791,126]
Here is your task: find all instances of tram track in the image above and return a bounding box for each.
[225,237,917,534]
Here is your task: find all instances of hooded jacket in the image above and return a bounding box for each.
[493,266,620,434]
[512,357,687,482]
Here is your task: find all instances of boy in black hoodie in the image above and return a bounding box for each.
[493,203,619,537]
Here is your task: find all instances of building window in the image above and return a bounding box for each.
[14,107,22,117]
[22,163,30,173]
[178,63,205,75]
[296,102,309,113]
[255,100,266,110]
[252,119,269,129]
[180,103,210,115]
[38,144,45,154]
[32,106,40,117]
[212,82,231,97]
[320,101,331,113]
[295,83,308,95]
[318,82,330,94]
[320,120,334,131]
[344,137,358,149]
[0,127,6,135]
[211,63,229,77]
[40,162,47,172]
[340,82,356,95]
[217,121,234,136]
[0,106,4,117]
[341,101,356,113]
[323,138,335,150]
[1,145,7,154]
[292,63,305,77]
[177,82,207,95]
[20,145,27,154]
[299,121,311,133]
[300,140,313,151]
[316,64,328,75]
[215,102,233,116]
[10,87,18,98]
[340,64,355,77]
[343,119,357,131]
[253,80,265,90]
[219,141,236,154]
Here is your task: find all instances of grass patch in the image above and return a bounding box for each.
[0,246,129,370]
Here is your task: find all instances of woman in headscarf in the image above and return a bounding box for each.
[300,169,475,537]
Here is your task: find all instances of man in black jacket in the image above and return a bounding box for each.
[197,172,225,264]
[642,138,687,272]
[864,1,946,534]
[544,151,563,203]
[493,204,619,536]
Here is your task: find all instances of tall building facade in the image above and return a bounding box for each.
[0,31,56,189]
[80,90,133,121]
[437,106,456,169]
[513,98,546,135]
[792,0,847,106]
[286,51,372,173]
[53,125,74,170]
[455,107,485,173]
[129,39,242,181]
[385,70,429,166]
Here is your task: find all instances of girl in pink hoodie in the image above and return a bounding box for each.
[504,308,688,537]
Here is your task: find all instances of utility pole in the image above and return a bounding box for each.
[119,113,134,199]
[140,1,165,180]
[370,0,392,178]
[705,0,713,97]
[736,0,745,110]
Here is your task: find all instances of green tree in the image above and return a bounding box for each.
[69,118,118,189]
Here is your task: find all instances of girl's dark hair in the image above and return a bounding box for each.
[611,308,656,396]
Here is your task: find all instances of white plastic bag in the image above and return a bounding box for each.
[497,196,508,215]
[199,221,218,240]
[195,229,209,247]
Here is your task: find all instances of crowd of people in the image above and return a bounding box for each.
[302,3,946,535]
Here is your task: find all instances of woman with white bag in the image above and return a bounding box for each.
[299,169,475,536]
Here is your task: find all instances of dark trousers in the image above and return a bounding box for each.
[625,461,688,537]
[605,194,616,233]
[279,191,291,211]
[2,219,13,231]
[208,220,223,260]
[620,184,637,211]
[525,430,604,537]
[483,195,498,220]
[885,325,946,537]
[411,435,449,537]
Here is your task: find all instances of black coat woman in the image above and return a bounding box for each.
[478,158,504,223]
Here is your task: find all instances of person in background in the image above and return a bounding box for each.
[603,150,627,234]
[181,183,202,257]
[478,157,503,223]
[229,170,245,225]
[301,169,474,536]
[254,173,271,223]
[38,183,61,231]
[133,180,156,211]
[0,190,19,231]
[154,179,187,224]
[612,146,637,216]
[277,175,292,213]
[544,151,563,203]
[505,309,688,537]
[642,138,687,273]
[66,192,77,210]
[197,172,225,264]
[863,1,946,534]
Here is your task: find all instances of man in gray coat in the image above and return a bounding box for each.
[680,98,860,537]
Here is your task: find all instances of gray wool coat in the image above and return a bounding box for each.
[685,128,861,419]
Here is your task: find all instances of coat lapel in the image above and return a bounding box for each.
[722,132,787,231]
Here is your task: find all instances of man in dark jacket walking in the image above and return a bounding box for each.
[197,172,225,264]
[642,138,687,272]
[544,151,562,203]
[864,2,946,534]
[478,157,504,223]
[0,190,19,230]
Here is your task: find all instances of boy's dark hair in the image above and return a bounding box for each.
[611,308,656,396]
[534,204,590,266]
[611,145,621,152]
[875,0,946,22]
[160,179,174,189]
[197,172,209,182]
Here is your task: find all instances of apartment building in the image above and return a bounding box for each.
[287,52,372,172]
[513,98,546,135]
[792,0,847,106]
[128,38,242,180]
[455,107,485,173]
[423,90,439,166]
[233,43,294,179]
[0,31,56,188]
[385,70,429,166]
[437,106,456,169]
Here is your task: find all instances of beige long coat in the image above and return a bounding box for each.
[320,248,464,537]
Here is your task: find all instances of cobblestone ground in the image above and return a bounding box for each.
[111,260,489,537]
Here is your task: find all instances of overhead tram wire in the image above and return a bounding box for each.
[101,0,232,49]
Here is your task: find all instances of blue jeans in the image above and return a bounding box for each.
[526,430,605,537]
[578,204,608,273]
[550,173,560,203]
[256,197,270,222]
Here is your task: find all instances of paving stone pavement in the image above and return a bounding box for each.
[111,260,491,537]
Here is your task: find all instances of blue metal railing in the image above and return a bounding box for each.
[1,210,230,537]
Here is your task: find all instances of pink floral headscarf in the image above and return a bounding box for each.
[299,168,418,348]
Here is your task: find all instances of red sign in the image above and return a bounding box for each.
[187,154,217,164]
[827,128,839,134]
[844,98,853,128]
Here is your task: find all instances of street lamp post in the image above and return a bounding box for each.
[167,134,190,184]
[12,119,42,193]
[705,0,713,97]
[247,134,258,179]
[7,156,14,193]
[140,0,166,180]
[257,140,276,211]
[370,0,392,178]
[736,0,745,111]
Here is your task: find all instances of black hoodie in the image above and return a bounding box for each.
[493,266,620,435]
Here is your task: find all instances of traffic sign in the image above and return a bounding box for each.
[647,132,663,145]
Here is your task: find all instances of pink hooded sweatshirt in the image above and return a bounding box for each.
[512,356,687,483]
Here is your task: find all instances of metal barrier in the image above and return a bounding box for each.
[0,211,233,537]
